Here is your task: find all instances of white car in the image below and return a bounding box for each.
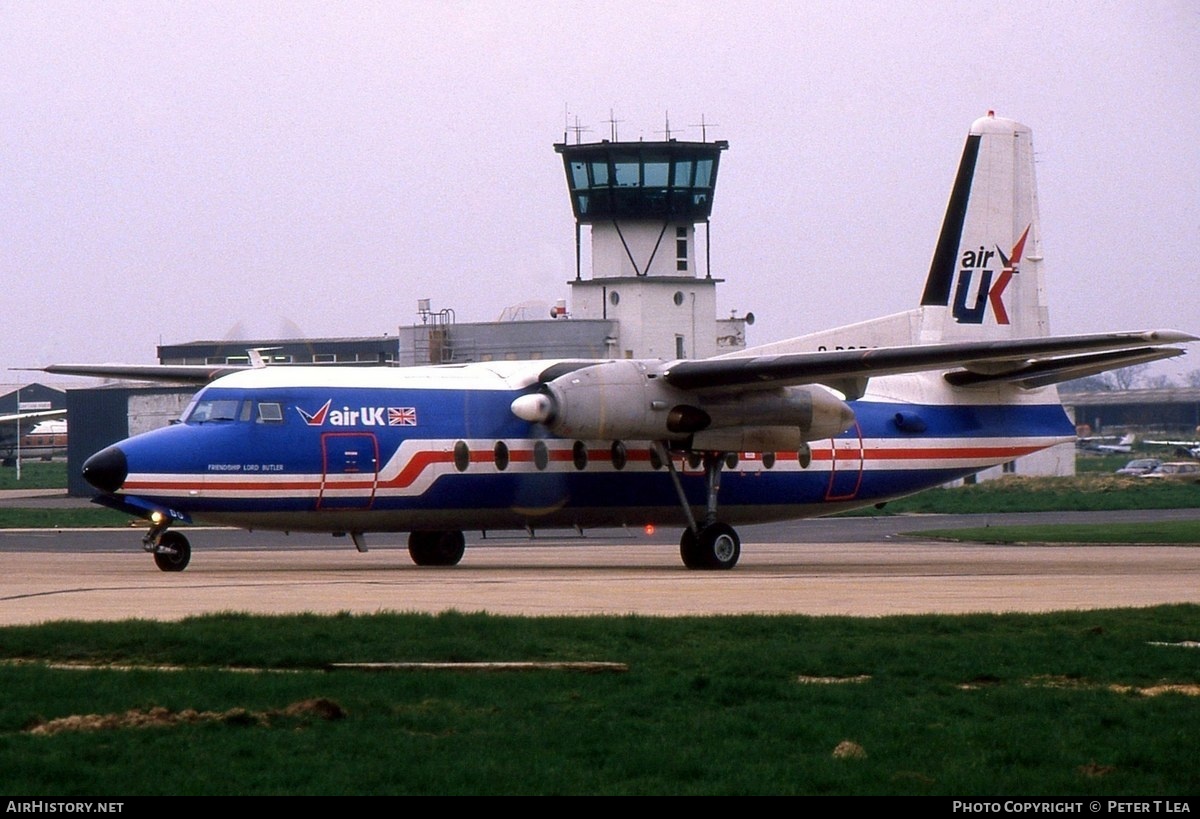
[1140,462,1200,481]
[1115,458,1161,476]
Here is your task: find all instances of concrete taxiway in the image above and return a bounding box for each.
[2,509,1199,624]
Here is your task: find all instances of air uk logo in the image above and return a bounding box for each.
[951,225,1031,324]
[297,399,418,427]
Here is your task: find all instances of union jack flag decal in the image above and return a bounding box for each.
[388,407,417,426]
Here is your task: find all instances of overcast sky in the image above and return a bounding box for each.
[3,1,1198,386]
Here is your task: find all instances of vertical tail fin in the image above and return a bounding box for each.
[919,112,1049,343]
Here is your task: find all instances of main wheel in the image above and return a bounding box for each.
[679,523,741,570]
[699,523,741,570]
[408,530,466,566]
[153,531,191,572]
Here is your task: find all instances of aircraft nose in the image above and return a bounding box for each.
[82,446,128,494]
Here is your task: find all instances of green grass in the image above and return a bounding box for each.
[0,508,132,528]
[855,474,1200,516]
[0,461,67,490]
[0,608,1197,795]
[916,521,1200,544]
[1074,453,1133,473]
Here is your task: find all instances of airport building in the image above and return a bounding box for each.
[1062,387,1200,439]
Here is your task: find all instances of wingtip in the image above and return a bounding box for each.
[1147,330,1200,343]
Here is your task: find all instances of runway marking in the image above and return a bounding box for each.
[2,658,629,674]
[329,661,628,672]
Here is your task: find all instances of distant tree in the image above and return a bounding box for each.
[1062,374,1113,393]
[1142,374,1176,390]
[1108,364,1149,391]
[1186,369,1200,388]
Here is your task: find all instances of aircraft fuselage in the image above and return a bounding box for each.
[82,364,1075,535]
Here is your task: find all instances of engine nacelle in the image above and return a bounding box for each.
[511,360,699,441]
[510,360,856,445]
[701,386,856,440]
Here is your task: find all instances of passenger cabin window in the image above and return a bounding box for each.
[257,402,283,423]
[611,441,627,471]
[453,441,470,472]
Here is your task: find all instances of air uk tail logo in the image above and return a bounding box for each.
[297,400,418,427]
[951,225,1031,324]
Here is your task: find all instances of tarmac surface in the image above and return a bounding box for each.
[2,492,1198,624]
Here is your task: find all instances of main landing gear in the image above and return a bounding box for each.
[143,519,191,572]
[653,444,742,571]
[407,530,466,566]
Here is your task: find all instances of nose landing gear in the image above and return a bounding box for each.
[143,518,191,572]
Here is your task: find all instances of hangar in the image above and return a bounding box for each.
[1062,387,1200,439]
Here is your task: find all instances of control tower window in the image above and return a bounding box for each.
[570,162,589,189]
[673,160,693,186]
[644,157,669,187]
[676,227,688,271]
[613,155,639,187]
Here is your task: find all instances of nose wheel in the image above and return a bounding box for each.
[152,531,191,572]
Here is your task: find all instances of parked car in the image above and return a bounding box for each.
[1140,462,1200,481]
[1115,458,1161,476]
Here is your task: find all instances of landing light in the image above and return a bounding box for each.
[644,524,655,536]
[150,511,165,525]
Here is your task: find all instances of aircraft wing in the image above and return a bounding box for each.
[0,408,67,425]
[23,363,250,385]
[26,349,390,385]
[662,330,1196,396]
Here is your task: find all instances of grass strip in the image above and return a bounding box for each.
[0,608,1197,795]
[913,520,1200,544]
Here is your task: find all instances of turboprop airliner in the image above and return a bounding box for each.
[54,113,1194,571]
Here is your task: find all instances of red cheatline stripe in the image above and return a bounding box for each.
[123,441,1047,496]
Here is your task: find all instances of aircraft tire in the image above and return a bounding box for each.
[153,532,191,572]
[699,523,740,570]
[679,529,706,569]
[408,530,466,567]
[680,524,741,570]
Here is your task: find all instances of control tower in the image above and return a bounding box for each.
[555,136,745,360]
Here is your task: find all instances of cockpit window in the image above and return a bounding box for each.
[187,399,242,423]
[257,402,283,423]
